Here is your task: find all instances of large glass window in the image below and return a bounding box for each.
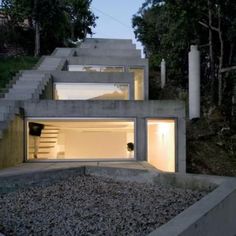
[54,83,129,100]
[147,119,175,172]
[68,65,124,72]
[128,68,144,100]
[27,119,135,160]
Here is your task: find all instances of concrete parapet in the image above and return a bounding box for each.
[0,165,235,235]
[69,56,148,67]
[76,48,141,58]
[52,71,135,100]
[51,48,76,57]
[37,57,67,71]
[80,38,136,50]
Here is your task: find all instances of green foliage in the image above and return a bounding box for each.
[0,56,38,89]
[0,0,97,54]
[133,0,236,109]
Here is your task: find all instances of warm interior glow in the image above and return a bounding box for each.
[27,119,135,160]
[54,83,129,100]
[128,68,144,100]
[147,119,175,172]
[68,65,124,72]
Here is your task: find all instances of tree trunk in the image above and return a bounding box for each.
[34,21,40,57]
[217,8,224,106]
[34,0,40,57]
[208,0,216,103]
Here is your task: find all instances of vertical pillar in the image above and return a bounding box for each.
[161,59,166,88]
[189,45,200,119]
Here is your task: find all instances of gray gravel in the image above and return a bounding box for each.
[0,174,208,236]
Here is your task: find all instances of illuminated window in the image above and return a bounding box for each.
[27,119,135,160]
[68,65,124,72]
[54,83,129,100]
[147,119,175,172]
[128,68,144,100]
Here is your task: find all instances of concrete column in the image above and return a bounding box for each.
[135,118,146,161]
[189,45,200,119]
[161,59,166,88]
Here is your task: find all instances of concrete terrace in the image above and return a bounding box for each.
[0,161,155,178]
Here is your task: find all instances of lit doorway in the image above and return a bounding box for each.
[147,119,176,172]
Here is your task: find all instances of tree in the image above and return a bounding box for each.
[133,0,236,113]
[1,0,97,55]
[65,0,97,41]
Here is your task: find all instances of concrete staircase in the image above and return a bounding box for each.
[0,71,51,141]
[37,57,65,71]
[4,71,51,100]
[29,125,60,159]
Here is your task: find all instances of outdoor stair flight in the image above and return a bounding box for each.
[4,72,50,100]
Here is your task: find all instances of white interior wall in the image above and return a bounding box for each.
[148,120,175,172]
[64,129,130,158]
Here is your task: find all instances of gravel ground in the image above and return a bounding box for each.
[0,174,208,236]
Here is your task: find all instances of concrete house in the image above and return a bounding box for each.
[0,38,186,173]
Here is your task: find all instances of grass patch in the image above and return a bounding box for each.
[0,56,39,89]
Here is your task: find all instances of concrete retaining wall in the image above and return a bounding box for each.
[0,115,24,169]
[84,166,236,236]
[148,179,236,236]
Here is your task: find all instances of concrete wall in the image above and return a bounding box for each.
[64,129,130,158]
[23,100,186,173]
[51,71,135,100]
[40,77,53,100]
[76,48,141,58]
[148,179,236,236]
[80,38,136,50]
[0,115,24,169]
[68,57,149,100]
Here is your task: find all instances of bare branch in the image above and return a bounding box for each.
[221,66,236,73]
[198,21,219,32]
[198,21,209,29]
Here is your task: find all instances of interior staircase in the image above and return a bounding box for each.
[28,125,60,159]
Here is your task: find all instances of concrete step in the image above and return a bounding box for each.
[0,121,8,139]
[41,130,59,134]
[0,112,8,121]
[29,144,55,148]
[18,77,44,82]
[43,127,60,131]
[29,151,50,154]
[5,93,33,100]
[15,79,41,85]
[0,100,16,106]
[10,84,43,93]
[21,73,45,78]
[7,89,36,95]
[12,84,40,89]
[0,106,10,113]
[40,140,57,143]
[40,134,58,138]
[40,137,57,141]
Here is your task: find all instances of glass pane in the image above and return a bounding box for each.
[147,119,175,172]
[54,83,129,100]
[27,119,135,160]
[129,68,144,100]
[68,65,124,72]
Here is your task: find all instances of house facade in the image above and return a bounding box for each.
[0,38,186,173]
